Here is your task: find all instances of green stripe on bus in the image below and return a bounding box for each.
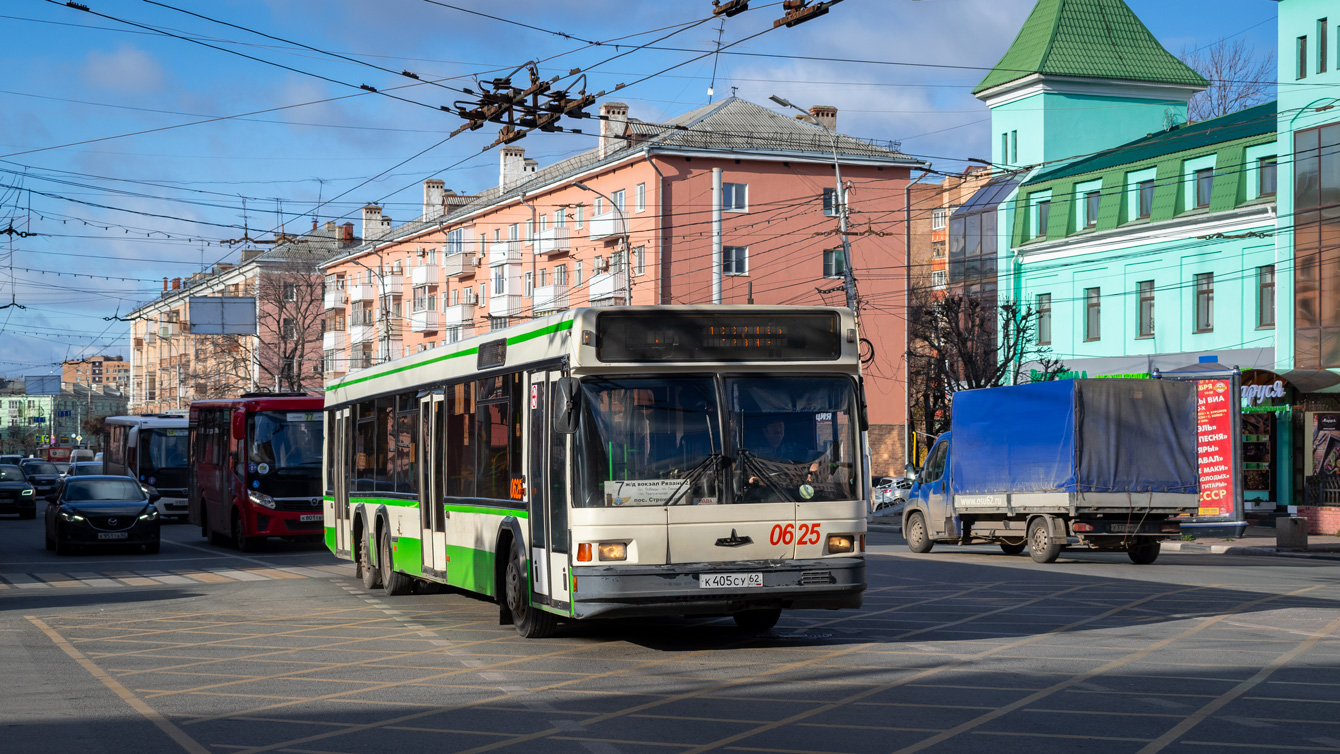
[326,319,574,392]
[348,496,527,518]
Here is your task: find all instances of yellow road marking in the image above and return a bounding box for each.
[27,616,211,754]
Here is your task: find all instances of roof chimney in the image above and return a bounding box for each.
[808,105,837,132]
[423,179,446,221]
[341,222,355,243]
[325,220,336,231]
[171,277,181,290]
[312,219,318,231]
[499,146,527,194]
[362,204,391,241]
[162,277,168,292]
[599,102,629,159]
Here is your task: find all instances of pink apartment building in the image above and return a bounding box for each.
[320,98,924,471]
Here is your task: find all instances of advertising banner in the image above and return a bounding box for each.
[1310,412,1340,476]
[1196,379,1235,517]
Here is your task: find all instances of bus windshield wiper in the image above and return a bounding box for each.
[737,449,793,502]
[665,453,729,506]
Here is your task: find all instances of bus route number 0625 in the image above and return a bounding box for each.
[769,522,821,546]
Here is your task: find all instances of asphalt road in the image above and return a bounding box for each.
[3,506,1340,754]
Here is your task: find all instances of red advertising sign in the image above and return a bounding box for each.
[1196,380,1235,517]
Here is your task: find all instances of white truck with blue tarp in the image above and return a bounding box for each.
[904,379,1200,564]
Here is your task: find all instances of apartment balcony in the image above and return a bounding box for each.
[588,211,626,241]
[442,303,475,327]
[323,288,347,309]
[323,350,346,377]
[533,284,569,315]
[489,240,523,267]
[411,265,439,287]
[350,323,376,345]
[489,293,525,318]
[534,226,571,255]
[379,274,404,297]
[443,252,476,278]
[323,330,348,351]
[410,310,439,333]
[348,283,375,301]
[588,269,629,303]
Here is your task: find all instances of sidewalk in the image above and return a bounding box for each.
[867,519,1340,562]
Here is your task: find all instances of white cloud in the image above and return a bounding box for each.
[81,45,167,94]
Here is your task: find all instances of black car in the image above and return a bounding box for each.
[19,459,62,497]
[0,464,36,519]
[45,476,161,554]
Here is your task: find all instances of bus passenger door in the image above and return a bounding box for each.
[527,370,571,606]
[333,408,352,557]
[419,393,447,577]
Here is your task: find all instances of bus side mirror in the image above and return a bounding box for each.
[126,427,138,449]
[857,376,870,432]
[552,377,581,435]
[231,413,246,441]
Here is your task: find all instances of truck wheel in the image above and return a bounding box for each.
[1028,518,1061,564]
[999,540,1026,555]
[380,528,413,596]
[1127,539,1161,565]
[906,512,934,553]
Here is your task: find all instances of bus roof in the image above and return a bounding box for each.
[324,305,859,408]
[105,414,189,428]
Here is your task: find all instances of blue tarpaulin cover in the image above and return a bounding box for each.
[949,380,1198,495]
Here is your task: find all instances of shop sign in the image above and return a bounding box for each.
[1311,413,1340,476]
[1241,380,1285,406]
[1196,380,1236,517]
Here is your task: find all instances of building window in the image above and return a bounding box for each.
[1084,287,1101,341]
[508,223,519,241]
[1194,168,1214,208]
[723,246,748,275]
[493,269,505,294]
[1085,191,1100,228]
[823,248,847,279]
[822,187,839,216]
[931,269,947,289]
[1001,133,1008,163]
[524,218,533,241]
[555,209,566,228]
[1037,293,1051,345]
[1299,35,1309,79]
[722,183,747,211]
[1195,273,1214,332]
[633,246,645,276]
[612,189,625,211]
[1258,265,1276,329]
[1320,18,1329,74]
[555,264,567,286]
[524,271,533,298]
[1137,280,1155,338]
[1034,200,1050,239]
[932,208,947,230]
[1259,158,1278,196]
[576,204,584,228]
[635,183,646,213]
[1010,130,1018,164]
[575,260,583,286]
[1137,180,1155,219]
[537,269,546,288]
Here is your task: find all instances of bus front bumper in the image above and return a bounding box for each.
[569,557,865,620]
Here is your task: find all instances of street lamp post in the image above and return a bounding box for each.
[769,95,856,313]
[573,182,631,304]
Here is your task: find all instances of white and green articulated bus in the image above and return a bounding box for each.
[322,306,869,637]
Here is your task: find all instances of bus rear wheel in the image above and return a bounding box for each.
[358,531,380,590]
[380,528,413,596]
[505,544,556,638]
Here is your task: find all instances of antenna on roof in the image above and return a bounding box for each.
[706,20,725,104]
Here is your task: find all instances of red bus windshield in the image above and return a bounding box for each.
[248,411,322,497]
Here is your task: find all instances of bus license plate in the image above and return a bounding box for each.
[699,572,763,589]
[300,514,323,522]
[97,532,128,540]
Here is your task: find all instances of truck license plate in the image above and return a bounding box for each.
[699,572,763,589]
[1108,524,1142,533]
[300,514,323,522]
[97,532,128,540]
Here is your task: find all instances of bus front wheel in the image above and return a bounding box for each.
[232,509,258,552]
[505,544,557,639]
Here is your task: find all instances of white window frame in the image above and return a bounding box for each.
[723,246,748,276]
[635,183,646,213]
[722,183,748,212]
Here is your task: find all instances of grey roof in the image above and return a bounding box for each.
[323,98,918,267]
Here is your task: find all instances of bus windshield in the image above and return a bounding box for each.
[249,411,323,496]
[140,428,189,487]
[574,374,860,506]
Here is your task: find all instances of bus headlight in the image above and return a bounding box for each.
[248,491,277,509]
[597,542,627,561]
[826,534,855,554]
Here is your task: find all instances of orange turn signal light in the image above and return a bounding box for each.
[577,543,592,562]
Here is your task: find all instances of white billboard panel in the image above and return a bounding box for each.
[189,296,257,335]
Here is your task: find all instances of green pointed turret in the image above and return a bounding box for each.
[974,0,1208,97]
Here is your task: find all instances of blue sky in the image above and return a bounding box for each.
[0,0,1279,376]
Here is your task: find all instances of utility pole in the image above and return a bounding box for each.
[769,95,855,312]
[573,182,631,304]
[350,258,392,365]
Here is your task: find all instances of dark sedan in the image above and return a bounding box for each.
[19,459,62,497]
[45,476,161,554]
[0,464,36,519]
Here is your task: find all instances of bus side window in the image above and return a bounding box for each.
[446,381,475,498]
[548,382,568,553]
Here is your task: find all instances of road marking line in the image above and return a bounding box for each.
[34,573,86,588]
[212,570,271,581]
[27,616,211,754]
[2,573,50,588]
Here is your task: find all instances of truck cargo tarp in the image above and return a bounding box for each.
[1074,379,1198,494]
[949,380,1197,495]
[950,380,1078,495]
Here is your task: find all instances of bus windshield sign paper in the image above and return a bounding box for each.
[604,479,689,506]
[1196,380,1235,517]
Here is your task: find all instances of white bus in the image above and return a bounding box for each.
[323,306,869,637]
[102,414,191,518]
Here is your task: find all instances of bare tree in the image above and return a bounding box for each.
[1180,39,1276,123]
[905,286,1066,454]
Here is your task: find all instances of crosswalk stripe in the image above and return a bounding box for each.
[34,573,86,588]
[2,573,51,589]
[211,569,271,581]
[0,561,353,592]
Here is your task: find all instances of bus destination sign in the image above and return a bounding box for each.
[596,312,841,362]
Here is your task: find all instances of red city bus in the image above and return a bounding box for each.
[188,393,325,551]
[46,446,73,463]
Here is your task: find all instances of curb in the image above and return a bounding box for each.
[1162,541,1340,562]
